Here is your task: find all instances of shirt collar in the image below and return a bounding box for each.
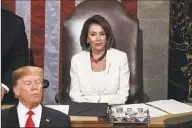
[17,101,42,115]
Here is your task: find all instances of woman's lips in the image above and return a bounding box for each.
[95,43,102,46]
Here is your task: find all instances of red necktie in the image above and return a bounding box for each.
[25,111,35,128]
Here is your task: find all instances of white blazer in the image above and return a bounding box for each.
[69,48,130,105]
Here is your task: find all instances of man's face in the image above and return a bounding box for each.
[13,74,43,107]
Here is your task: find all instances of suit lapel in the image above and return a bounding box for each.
[101,48,113,94]
[105,48,112,75]
[6,106,20,128]
[39,106,51,127]
[85,51,100,94]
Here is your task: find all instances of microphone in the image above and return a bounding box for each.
[43,79,49,88]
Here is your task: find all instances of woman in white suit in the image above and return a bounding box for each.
[69,15,130,105]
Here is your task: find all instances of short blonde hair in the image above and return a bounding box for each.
[12,66,44,86]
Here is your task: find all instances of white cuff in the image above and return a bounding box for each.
[1,83,10,93]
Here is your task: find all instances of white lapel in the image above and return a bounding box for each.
[100,48,113,95]
[85,51,98,93]
[105,48,113,75]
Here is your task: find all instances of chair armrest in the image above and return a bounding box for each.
[126,90,149,104]
[143,92,150,103]
[55,89,71,104]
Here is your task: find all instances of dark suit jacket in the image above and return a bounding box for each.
[1,9,29,103]
[1,105,71,128]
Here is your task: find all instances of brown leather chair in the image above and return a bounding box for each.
[57,0,148,104]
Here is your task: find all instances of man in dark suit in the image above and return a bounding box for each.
[1,8,29,103]
[1,66,71,128]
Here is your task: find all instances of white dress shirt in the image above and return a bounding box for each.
[91,70,106,95]
[17,102,42,127]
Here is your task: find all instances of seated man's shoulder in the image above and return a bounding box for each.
[44,106,70,119]
[43,106,71,127]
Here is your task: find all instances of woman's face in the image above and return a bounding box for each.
[87,23,106,52]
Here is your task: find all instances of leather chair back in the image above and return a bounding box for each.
[61,0,143,104]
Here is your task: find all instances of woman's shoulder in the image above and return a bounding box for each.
[108,48,127,56]
[108,48,128,63]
